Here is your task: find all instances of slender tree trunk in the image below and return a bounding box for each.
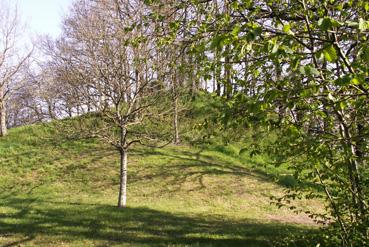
[76,105,80,116]
[67,107,73,118]
[0,86,7,136]
[173,96,180,144]
[47,101,56,119]
[12,110,18,127]
[0,99,7,137]
[224,2,232,99]
[87,98,91,113]
[355,123,365,218]
[215,50,221,96]
[274,61,284,122]
[214,1,221,96]
[212,67,216,93]
[216,78,221,96]
[336,111,365,220]
[189,55,195,96]
[172,71,180,145]
[224,45,232,99]
[118,148,128,208]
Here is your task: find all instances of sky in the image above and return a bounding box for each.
[18,0,74,39]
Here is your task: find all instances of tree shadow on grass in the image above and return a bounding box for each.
[129,148,284,194]
[129,147,320,193]
[0,197,316,247]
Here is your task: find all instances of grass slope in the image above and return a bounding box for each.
[0,123,320,246]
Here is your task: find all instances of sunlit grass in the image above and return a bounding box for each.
[0,123,321,246]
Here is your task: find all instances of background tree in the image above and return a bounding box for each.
[151,0,369,245]
[0,0,32,136]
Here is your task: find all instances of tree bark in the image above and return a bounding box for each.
[47,100,56,119]
[173,96,180,145]
[189,55,195,96]
[172,71,180,145]
[0,99,7,137]
[0,86,7,136]
[224,45,232,99]
[224,2,232,99]
[118,148,128,208]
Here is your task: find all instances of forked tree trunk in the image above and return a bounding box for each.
[118,148,128,208]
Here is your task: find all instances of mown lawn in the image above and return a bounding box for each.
[0,124,321,246]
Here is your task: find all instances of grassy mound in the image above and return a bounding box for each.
[0,122,321,246]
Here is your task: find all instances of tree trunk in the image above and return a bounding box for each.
[118,148,128,208]
[224,45,232,99]
[172,71,180,145]
[336,111,365,220]
[224,2,232,99]
[0,101,7,137]
[47,100,56,119]
[189,55,195,96]
[173,96,180,145]
[355,123,365,218]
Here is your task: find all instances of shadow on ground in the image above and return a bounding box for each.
[129,148,287,193]
[129,147,321,193]
[0,198,313,247]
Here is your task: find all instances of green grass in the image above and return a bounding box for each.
[0,123,321,246]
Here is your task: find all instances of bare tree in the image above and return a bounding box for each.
[50,0,171,208]
[0,0,32,136]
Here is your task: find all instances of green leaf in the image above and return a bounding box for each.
[231,1,239,10]
[210,35,225,49]
[346,21,358,27]
[288,125,300,137]
[359,18,369,32]
[316,110,328,119]
[283,45,293,54]
[283,24,291,33]
[318,17,332,31]
[291,58,300,70]
[323,45,338,62]
[231,25,241,37]
[334,75,351,86]
[169,21,180,30]
[272,43,280,53]
[361,46,369,64]
[339,101,347,110]
[365,2,369,12]
[260,103,270,111]
[351,76,363,85]
[246,26,261,42]
[265,89,278,101]
[351,77,359,85]
[309,67,320,76]
[318,17,341,30]
[300,88,313,97]
[299,65,319,76]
